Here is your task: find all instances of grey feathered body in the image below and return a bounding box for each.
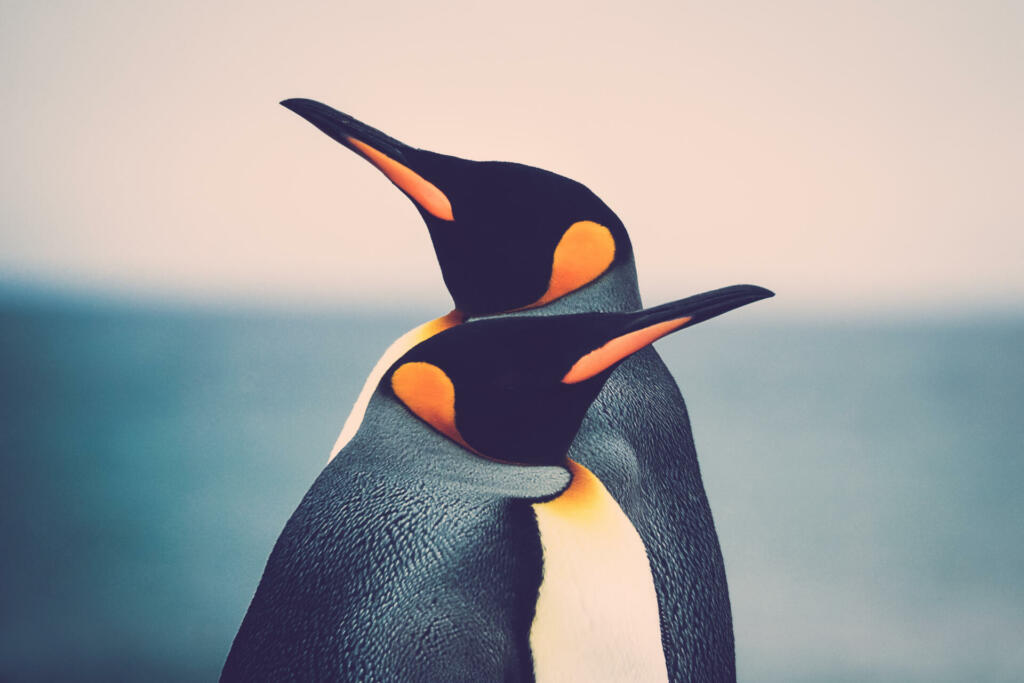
[222,397,569,681]
[224,258,735,681]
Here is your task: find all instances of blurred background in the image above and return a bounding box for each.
[2,1,1022,680]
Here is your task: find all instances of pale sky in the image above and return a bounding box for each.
[2,1,1022,314]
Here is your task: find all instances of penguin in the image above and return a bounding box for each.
[281,98,742,679]
[222,285,773,682]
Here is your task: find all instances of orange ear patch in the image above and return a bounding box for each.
[346,137,454,221]
[391,361,474,451]
[524,221,616,309]
[561,316,692,384]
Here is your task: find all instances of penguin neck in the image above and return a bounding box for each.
[351,391,458,465]
[341,389,570,499]
[468,255,642,322]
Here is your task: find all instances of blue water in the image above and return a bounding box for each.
[1,296,1022,681]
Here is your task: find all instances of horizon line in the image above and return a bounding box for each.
[2,275,1023,324]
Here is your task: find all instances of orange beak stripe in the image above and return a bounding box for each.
[561,316,692,384]
[347,137,454,221]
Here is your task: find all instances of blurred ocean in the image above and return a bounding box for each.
[1,293,1022,682]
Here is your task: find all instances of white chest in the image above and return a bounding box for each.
[530,460,668,682]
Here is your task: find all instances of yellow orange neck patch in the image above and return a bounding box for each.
[347,137,454,221]
[391,361,473,451]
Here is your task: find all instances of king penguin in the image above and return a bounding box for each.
[222,285,773,681]
[281,98,747,680]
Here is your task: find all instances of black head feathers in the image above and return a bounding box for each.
[281,98,632,315]
[385,285,773,466]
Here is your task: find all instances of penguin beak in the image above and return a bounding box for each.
[280,98,407,161]
[562,284,774,384]
[623,284,775,334]
[280,98,454,221]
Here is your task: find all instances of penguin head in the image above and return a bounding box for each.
[281,98,631,316]
[382,285,773,467]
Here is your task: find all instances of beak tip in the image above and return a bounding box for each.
[279,98,312,114]
[728,284,774,304]
[277,97,413,168]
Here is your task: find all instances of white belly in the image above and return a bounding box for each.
[530,460,668,682]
